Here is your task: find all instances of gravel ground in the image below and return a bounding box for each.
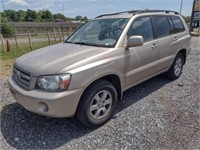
[0,37,199,150]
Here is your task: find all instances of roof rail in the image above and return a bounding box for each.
[95,10,180,18]
[95,11,132,19]
[134,10,180,15]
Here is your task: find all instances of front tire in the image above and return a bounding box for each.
[166,53,184,80]
[76,80,117,127]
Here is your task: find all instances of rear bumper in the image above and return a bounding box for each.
[8,77,83,118]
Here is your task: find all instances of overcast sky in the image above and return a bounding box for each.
[0,0,194,18]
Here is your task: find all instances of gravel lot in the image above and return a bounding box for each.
[0,37,199,150]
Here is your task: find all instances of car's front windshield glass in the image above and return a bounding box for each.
[66,18,129,47]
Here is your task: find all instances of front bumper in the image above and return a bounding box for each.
[8,77,83,118]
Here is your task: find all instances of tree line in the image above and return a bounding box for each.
[0,9,88,22]
[0,9,191,38]
[0,9,88,37]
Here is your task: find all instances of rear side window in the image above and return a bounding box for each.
[151,16,171,38]
[171,16,185,33]
[127,17,154,42]
[167,17,175,34]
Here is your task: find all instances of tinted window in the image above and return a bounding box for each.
[171,16,185,33]
[167,17,175,34]
[152,16,171,38]
[127,17,154,42]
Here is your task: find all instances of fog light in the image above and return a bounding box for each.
[38,102,49,113]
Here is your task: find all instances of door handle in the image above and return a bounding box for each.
[174,37,178,41]
[152,43,158,50]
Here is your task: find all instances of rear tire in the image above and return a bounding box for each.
[166,53,184,80]
[76,80,117,127]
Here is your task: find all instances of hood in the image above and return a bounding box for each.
[15,43,110,76]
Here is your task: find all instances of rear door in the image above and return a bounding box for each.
[170,16,189,56]
[125,16,159,87]
[151,15,176,72]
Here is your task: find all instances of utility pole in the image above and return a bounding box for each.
[26,0,29,10]
[61,3,65,41]
[180,0,183,14]
[190,0,196,32]
[2,0,5,13]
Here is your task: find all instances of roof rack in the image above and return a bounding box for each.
[95,10,180,18]
[134,10,180,15]
[95,11,132,18]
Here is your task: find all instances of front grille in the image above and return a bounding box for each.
[13,67,31,89]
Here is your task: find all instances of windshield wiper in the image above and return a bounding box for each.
[65,41,73,44]
[73,42,87,45]
[66,41,88,45]
[66,41,113,48]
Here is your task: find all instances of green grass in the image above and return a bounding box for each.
[0,41,60,78]
[0,41,60,59]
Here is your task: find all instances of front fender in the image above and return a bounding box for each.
[67,57,125,92]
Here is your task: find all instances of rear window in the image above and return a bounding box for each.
[171,16,185,33]
[151,16,171,38]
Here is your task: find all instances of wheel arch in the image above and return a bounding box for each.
[75,74,122,114]
[177,49,186,64]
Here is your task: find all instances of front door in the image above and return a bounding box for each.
[125,16,159,88]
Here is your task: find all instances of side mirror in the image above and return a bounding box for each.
[126,36,144,49]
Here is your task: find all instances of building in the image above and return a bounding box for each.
[191,0,200,31]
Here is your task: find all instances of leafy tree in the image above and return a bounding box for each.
[75,15,83,20]
[74,15,88,22]
[1,21,14,37]
[40,10,52,22]
[24,9,37,21]
[0,9,89,23]
[184,16,191,24]
[53,13,66,20]
[18,10,26,22]
[82,16,88,22]
[4,9,19,21]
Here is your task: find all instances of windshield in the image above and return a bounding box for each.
[66,18,129,47]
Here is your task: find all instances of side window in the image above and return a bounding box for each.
[151,16,171,38]
[127,17,154,42]
[171,16,185,33]
[167,17,175,34]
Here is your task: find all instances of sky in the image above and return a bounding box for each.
[0,0,194,18]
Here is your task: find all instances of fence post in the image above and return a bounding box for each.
[53,28,57,41]
[59,28,62,42]
[6,40,11,52]
[62,31,65,41]
[66,30,70,38]
[69,27,72,36]
[28,33,33,50]
[47,32,51,45]
[0,34,6,52]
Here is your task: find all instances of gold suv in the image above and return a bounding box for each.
[8,10,191,127]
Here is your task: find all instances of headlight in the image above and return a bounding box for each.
[36,74,71,92]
